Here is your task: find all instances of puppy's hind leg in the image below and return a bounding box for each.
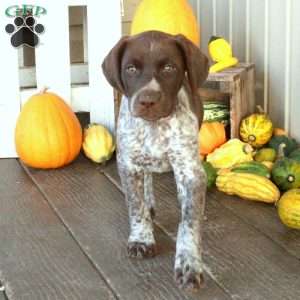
[144,171,156,219]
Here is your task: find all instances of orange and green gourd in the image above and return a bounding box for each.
[268,135,298,156]
[289,148,300,163]
[272,157,300,191]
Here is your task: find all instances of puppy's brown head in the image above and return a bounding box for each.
[102,31,208,121]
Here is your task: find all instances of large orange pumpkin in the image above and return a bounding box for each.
[131,0,200,46]
[15,89,82,169]
[199,122,227,155]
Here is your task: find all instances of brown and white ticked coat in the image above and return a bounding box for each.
[102,31,209,291]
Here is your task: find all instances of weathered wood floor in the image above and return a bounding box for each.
[1,156,300,300]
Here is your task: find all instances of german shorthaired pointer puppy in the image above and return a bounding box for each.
[102,31,208,291]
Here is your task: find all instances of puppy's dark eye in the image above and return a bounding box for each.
[162,64,176,73]
[126,64,138,75]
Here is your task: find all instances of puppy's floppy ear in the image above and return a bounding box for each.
[175,34,209,93]
[102,36,129,94]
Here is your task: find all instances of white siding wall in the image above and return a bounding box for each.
[190,0,300,141]
[290,0,300,143]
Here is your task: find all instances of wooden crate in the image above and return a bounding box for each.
[206,63,256,138]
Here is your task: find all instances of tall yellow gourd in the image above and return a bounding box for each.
[216,172,280,203]
[131,0,200,46]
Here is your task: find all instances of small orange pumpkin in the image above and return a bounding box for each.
[273,128,288,136]
[15,89,82,169]
[199,122,227,155]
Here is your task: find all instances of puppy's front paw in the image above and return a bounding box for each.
[175,266,204,292]
[127,242,157,259]
[174,252,204,292]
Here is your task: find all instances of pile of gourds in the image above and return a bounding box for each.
[16,90,300,229]
[199,106,300,229]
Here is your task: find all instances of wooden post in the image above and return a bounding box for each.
[35,1,71,103]
[247,66,256,114]
[87,0,122,133]
[229,78,242,138]
[82,6,88,64]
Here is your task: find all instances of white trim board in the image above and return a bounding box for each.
[20,63,89,88]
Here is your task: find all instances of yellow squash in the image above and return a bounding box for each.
[277,189,300,229]
[240,108,273,148]
[206,138,254,169]
[131,0,200,45]
[254,148,276,162]
[82,124,115,163]
[216,172,280,203]
[261,161,274,170]
[208,36,239,73]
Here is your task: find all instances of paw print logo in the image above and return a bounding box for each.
[5,16,44,48]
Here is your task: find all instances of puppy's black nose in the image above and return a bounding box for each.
[140,100,155,109]
[138,90,161,108]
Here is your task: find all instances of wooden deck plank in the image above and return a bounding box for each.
[0,159,115,300]
[103,161,300,300]
[211,189,300,259]
[24,156,231,300]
